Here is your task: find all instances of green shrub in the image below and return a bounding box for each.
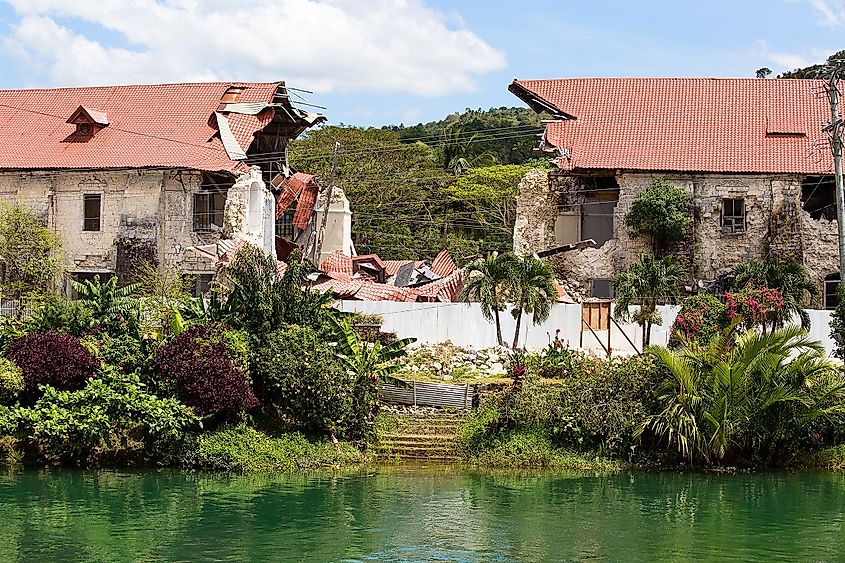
[97,332,146,375]
[479,355,663,456]
[253,325,352,437]
[193,424,365,472]
[25,293,94,337]
[0,366,198,465]
[0,358,23,405]
[624,177,691,255]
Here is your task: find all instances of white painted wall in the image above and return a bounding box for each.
[339,301,838,357]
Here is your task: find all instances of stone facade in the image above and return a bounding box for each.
[514,169,839,305]
[0,169,221,284]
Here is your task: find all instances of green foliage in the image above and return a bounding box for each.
[222,245,334,336]
[613,254,686,347]
[0,358,23,405]
[728,259,816,330]
[830,283,845,360]
[69,275,139,320]
[538,331,579,378]
[461,252,519,345]
[0,204,62,296]
[778,50,845,78]
[624,178,691,256]
[456,422,621,470]
[0,367,198,465]
[510,256,557,348]
[290,114,543,260]
[444,163,544,252]
[25,293,94,337]
[670,294,728,346]
[96,332,146,376]
[390,106,543,165]
[253,324,352,438]
[469,355,663,457]
[641,324,845,466]
[332,318,414,384]
[192,424,365,472]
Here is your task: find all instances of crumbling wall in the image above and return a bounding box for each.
[513,170,817,296]
[801,211,840,306]
[513,169,558,256]
[0,169,218,280]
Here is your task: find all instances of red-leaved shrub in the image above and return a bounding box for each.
[153,325,258,417]
[7,330,100,399]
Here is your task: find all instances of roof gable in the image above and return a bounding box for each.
[510,77,831,175]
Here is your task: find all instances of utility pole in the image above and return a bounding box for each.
[314,141,340,264]
[826,74,845,283]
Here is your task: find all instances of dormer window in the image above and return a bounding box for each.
[66,106,109,138]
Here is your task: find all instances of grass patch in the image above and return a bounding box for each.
[806,445,845,470]
[192,424,367,472]
[455,408,622,471]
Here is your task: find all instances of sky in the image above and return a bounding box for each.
[0,0,842,126]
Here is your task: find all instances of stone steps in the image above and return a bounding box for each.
[377,412,466,462]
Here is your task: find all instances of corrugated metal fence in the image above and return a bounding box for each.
[381,379,474,409]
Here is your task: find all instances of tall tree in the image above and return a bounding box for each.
[613,254,686,348]
[510,256,557,349]
[460,252,518,346]
[0,204,62,297]
[624,177,691,257]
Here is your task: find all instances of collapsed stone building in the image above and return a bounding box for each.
[509,77,842,308]
[0,81,325,293]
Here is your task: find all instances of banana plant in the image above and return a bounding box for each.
[330,317,415,388]
[69,275,139,318]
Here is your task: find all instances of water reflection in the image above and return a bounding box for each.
[0,468,843,561]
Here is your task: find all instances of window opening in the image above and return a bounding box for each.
[83,194,101,231]
[721,198,745,234]
[193,192,226,231]
[825,273,840,310]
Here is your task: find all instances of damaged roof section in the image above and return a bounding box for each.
[312,249,463,302]
[274,172,320,230]
[0,81,325,173]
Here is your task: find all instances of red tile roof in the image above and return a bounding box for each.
[383,260,424,276]
[510,78,832,174]
[429,249,457,277]
[320,250,353,277]
[0,82,290,172]
[415,270,464,302]
[276,172,319,229]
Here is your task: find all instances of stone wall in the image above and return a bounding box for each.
[514,169,838,298]
[0,169,219,282]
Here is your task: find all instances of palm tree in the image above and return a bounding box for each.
[461,252,518,346]
[613,254,686,348]
[640,323,844,465]
[729,259,816,330]
[510,256,557,349]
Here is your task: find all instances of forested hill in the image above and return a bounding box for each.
[384,106,543,166]
[288,107,548,262]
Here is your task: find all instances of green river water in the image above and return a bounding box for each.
[1,467,844,562]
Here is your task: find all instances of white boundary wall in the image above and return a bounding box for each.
[339,301,838,357]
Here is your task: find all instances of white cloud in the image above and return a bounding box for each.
[804,0,845,26]
[0,0,506,96]
[754,39,816,71]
